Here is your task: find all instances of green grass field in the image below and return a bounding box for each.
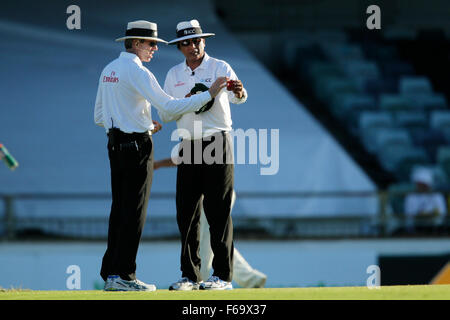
[1,285,449,300]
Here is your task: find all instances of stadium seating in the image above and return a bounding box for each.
[394,111,428,131]
[422,164,450,190]
[358,111,395,151]
[394,148,431,181]
[430,110,450,130]
[321,43,365,63]
[330,93,377,129]
[412,93,447,111]
[363,77,398,99]
[410,128,446,162]
[379,94,415,112]
[281,25,450,199]
[437,146,450,178]
[440,127,450,144]
[307,61,343,81]
[379,145,430,180]
[342,60,381,91]
[313,29,349,45]
[378,60,415,80]
[314,76,358,103]
[358,111,394,130]
[373,128,412,151]
[399,76,433,96]
[362,41,398,60]
[282,35,316,70]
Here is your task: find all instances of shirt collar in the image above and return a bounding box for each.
[120,51,143,67]
[184,52,210,73]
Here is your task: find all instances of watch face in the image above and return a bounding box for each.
[191,83,214,114]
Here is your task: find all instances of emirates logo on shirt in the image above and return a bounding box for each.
[103,71,119,83]
[175,81,186,87]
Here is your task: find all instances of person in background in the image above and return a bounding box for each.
[404,167,447,233]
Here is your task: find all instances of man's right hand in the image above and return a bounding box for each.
[208,77,229,98]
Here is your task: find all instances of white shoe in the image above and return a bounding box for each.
[104,275,156,292]
[200,276,233,290]
[169,277,200,291]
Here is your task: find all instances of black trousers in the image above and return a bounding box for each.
[100,130,153,281]
[176,132,234,282]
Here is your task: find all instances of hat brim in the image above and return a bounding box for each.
[168,33,215,45]
[115,36,168,44]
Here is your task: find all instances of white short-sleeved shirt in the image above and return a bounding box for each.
[160,53,247,140]
[94,52,211,133]
[404,192,447,225]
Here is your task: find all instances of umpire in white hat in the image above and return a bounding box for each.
[158,19,248,291]
[94,20,227,291]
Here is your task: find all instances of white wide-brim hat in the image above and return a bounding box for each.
[115,20,168,43]
[412,167,434,186]
[168,19,215,45]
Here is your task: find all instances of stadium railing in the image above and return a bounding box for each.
[0,191,448,241]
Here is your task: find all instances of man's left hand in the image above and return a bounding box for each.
[232,80,244,99]
[151,120,162,134]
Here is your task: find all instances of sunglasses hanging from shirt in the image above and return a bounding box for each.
[190,83,214,114]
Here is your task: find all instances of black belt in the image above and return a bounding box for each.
[108,128,149,140]
[108,128,150,151]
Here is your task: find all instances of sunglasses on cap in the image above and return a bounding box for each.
[180,38,202,46]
